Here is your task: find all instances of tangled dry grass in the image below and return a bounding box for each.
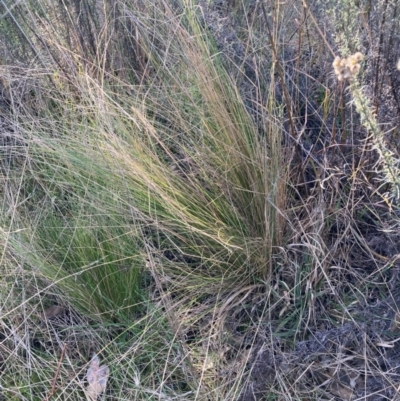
[1,1,400,400]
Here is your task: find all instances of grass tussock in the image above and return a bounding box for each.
[2,0,400,400]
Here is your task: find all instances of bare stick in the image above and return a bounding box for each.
[43,343,67,401]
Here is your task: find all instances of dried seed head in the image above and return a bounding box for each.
[349,64,360,75]
[348,57,359,65]
[342,70,351,79]
[332,56,342,68]
[333,52,364,81]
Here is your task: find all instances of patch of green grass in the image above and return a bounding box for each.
[33,212,143,321]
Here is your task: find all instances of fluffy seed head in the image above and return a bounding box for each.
[333,52,364,81]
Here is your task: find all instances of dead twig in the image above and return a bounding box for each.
[42,343,67,401]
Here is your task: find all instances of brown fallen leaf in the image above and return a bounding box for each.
[41,305,65,320]
[314,366,354,401]
[329,380,354,401]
